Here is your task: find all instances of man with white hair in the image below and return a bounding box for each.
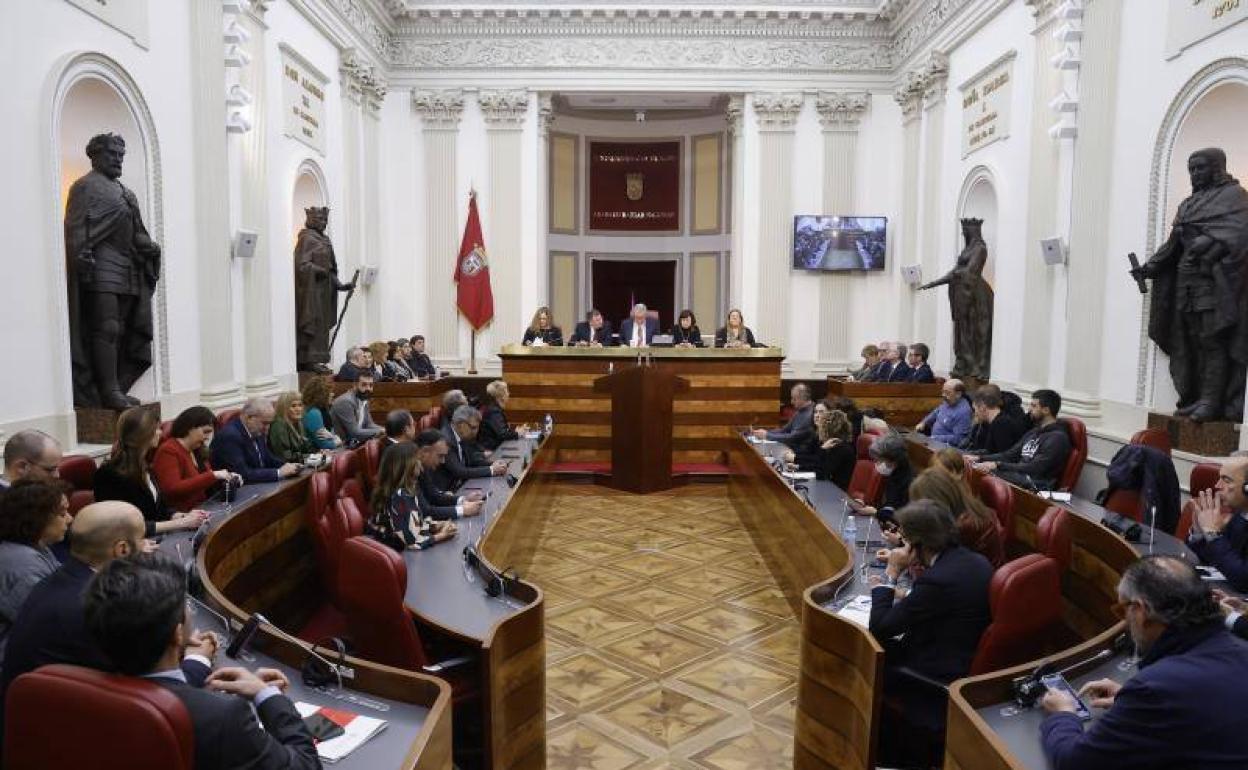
[619,303,658,348]
[209,398,302,484]
[1,431,64,491]
[334,345,370,382]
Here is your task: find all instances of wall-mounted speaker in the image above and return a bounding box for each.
[901,265,923,286]
[1040,237,1066,266]
[232,229,258,259]
[361,266,379,287]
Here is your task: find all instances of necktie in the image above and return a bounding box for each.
[632,323,642,347]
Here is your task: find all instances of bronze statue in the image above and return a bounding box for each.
[294,207,355,374]
[1132,148,1248,423]
[64,133,161,410]
[919,218,994,381]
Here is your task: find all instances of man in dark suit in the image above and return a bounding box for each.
[619,303,659,348]
[83,553,319,770]
[406,335,437,379]
[380,409,416,465]
[210,399,302,484]
[865,342,912,382]
[434,406,507,491]
[751,384,818,463]
[1041,555,1248,768]
[439,389,468,431]
[906,342,936,383]
[963,384,1028,455]
[415,430,484,520]
[0,502,215,726]
[1187,456,1248,591]
[569,309,616,347]
[334,346,370,382]
[870,500,992,763]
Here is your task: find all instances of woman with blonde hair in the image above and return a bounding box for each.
[812,403,856,489]
[714,308,758,349]
[367,341,391,381]
[268,391,316,464]
[522,306,563,346]
[932,446,971,480]
[479,380,524,451]
[909,467,1003,567]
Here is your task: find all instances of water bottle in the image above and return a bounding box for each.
[544,413,554,436]
[842,514,857,546]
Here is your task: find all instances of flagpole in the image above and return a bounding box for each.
[468,328,478,375]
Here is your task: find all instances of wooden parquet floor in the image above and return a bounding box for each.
[529,484,798,770]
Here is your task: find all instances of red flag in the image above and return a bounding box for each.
[455,192,494,330]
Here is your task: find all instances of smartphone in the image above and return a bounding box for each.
[1041,674,1092,720]
[302,712,346,742]
[225,614,262,659]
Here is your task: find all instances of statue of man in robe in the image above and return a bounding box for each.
[294,207,355,373]
[64,133,161,409]
[1133,148,1248,423]
[919,218,994,381]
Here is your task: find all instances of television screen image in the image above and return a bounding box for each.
[792,215,888,271]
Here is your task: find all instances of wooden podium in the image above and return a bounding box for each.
[593,364,690,493]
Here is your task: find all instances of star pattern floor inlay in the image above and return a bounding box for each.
[533,484,802,767]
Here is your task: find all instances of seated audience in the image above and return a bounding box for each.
[620,303,659,348]
[381,409,417,464]
[436,406,508,490]
[1187,455,1248,591]
[868,342,912,382]
[152,406,239,512]
[869,500,992,757]
[813,405,856,489]
[210,398,303,484]
[96,408,208,537]
[266,391,317,464]
[1040,555,1248,769]
[849,344,880,381]
[366,442,456,552]
[83,554,320,770]
[415,430,483,520]
[0,480,72,658]
[715,308,758,348]
[479,380,521,451]
[300,376,342,451]
[854,432,914,516]
[906,342,936,383]
[334,345,370,382]
[670,310,705,347]
[330,370,384,445]
[440,389,468,431]
[522,306,563,346]
[569,309,615,347]
[407,334,437,378]
[910,467,1004,567]
[1,501,214,704]
[752,384,817,462]
[386,340,416,381]
[1,430,63,490]
[367,341,391,381]
[962,384,1028,455]
[915,379,972,446]
[970,389,1071,491]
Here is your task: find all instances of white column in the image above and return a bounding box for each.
[237,2,277,395]
[1061,0,1123,419]
[412,90,465,370]
[894,77,925,339]
[917,53,950,349]
[726,95,747,308]
[338,51,386,348]
[362,77,387,340]
[534,93,553,310]
[751,93,802,354]
[481,90,529,365]
[814,92,871,374]
[190,0,240,407]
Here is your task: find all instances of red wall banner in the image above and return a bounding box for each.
[588,141,681,232]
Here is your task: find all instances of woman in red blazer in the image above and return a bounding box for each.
[152,406,240,511]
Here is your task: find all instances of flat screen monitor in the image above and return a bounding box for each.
[792,215,887,271]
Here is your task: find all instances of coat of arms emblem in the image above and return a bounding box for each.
[461,245,488,276]
[625,172,644,202]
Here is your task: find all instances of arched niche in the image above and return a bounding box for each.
[48,52,167,406]
[956,166,999,288]
[1143,59,1248,408]
[291,160,328,249]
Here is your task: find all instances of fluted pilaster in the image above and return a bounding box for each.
[894,74,925,337]
[481,90,529,360]
[413,89,465,369]
[752,93,801,352]
[918,52,949,348]
[815,92,870,372]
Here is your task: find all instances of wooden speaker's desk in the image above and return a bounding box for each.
[499,344,784,464]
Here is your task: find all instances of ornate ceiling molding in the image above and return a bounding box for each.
[888,0,975,68]
[479,89,530,127]
[411,88,466,128]
[816,91,871,131]
[341,48,389,113]
[753,92,804,131]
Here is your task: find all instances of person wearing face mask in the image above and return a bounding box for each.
[854,433,914,517]
[1040,555,1248,769]
[153,406,240,512]
[329,369,384,445]
[869,500,993,766]
[969,388,1071,491]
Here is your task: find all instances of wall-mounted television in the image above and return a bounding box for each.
[792,215,888,271]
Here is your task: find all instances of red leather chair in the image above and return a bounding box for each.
[330,449,363,499]
[855,433,875,460]
[58,454,97,491]
[214,408,241,431]
[1175,500,1197,542]
[1129,428,1171,455]
[4,664,194,770]
[1103,489,1144,522]
[978,475,1016,540]
[68,490,95,516]
[364,439,382,485]
[1036,506,1073,571]
[427,406,443,428]
[1056,417,1088,492]
[305,472,340,596]
[1190,462,1220,500]
[418,413,436,432]
[847,460,883,507]
[334,497,367,542]
[970,554,1063,674]
[338,478,369,520]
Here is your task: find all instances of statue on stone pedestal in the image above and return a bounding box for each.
[919,218,994,381]
[294,207,355,374]
[1132,148,1248,423]
[64,133,161,410]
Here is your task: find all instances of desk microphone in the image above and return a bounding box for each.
[1013,635,1130,707]
[248,612,343,691]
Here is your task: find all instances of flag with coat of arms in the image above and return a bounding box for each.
[455,191,495,330]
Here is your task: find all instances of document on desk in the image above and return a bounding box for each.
[294,702,387,763]
[781,471,816,481]
[747,436,777,445]
[835,595,873,628]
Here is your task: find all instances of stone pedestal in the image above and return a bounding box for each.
[1147,412,1240,458]
[75,402,161,445]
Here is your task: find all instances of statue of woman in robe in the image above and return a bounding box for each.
[919,218,994,381]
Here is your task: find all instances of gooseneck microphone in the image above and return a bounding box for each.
[1012,635,1129,707]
